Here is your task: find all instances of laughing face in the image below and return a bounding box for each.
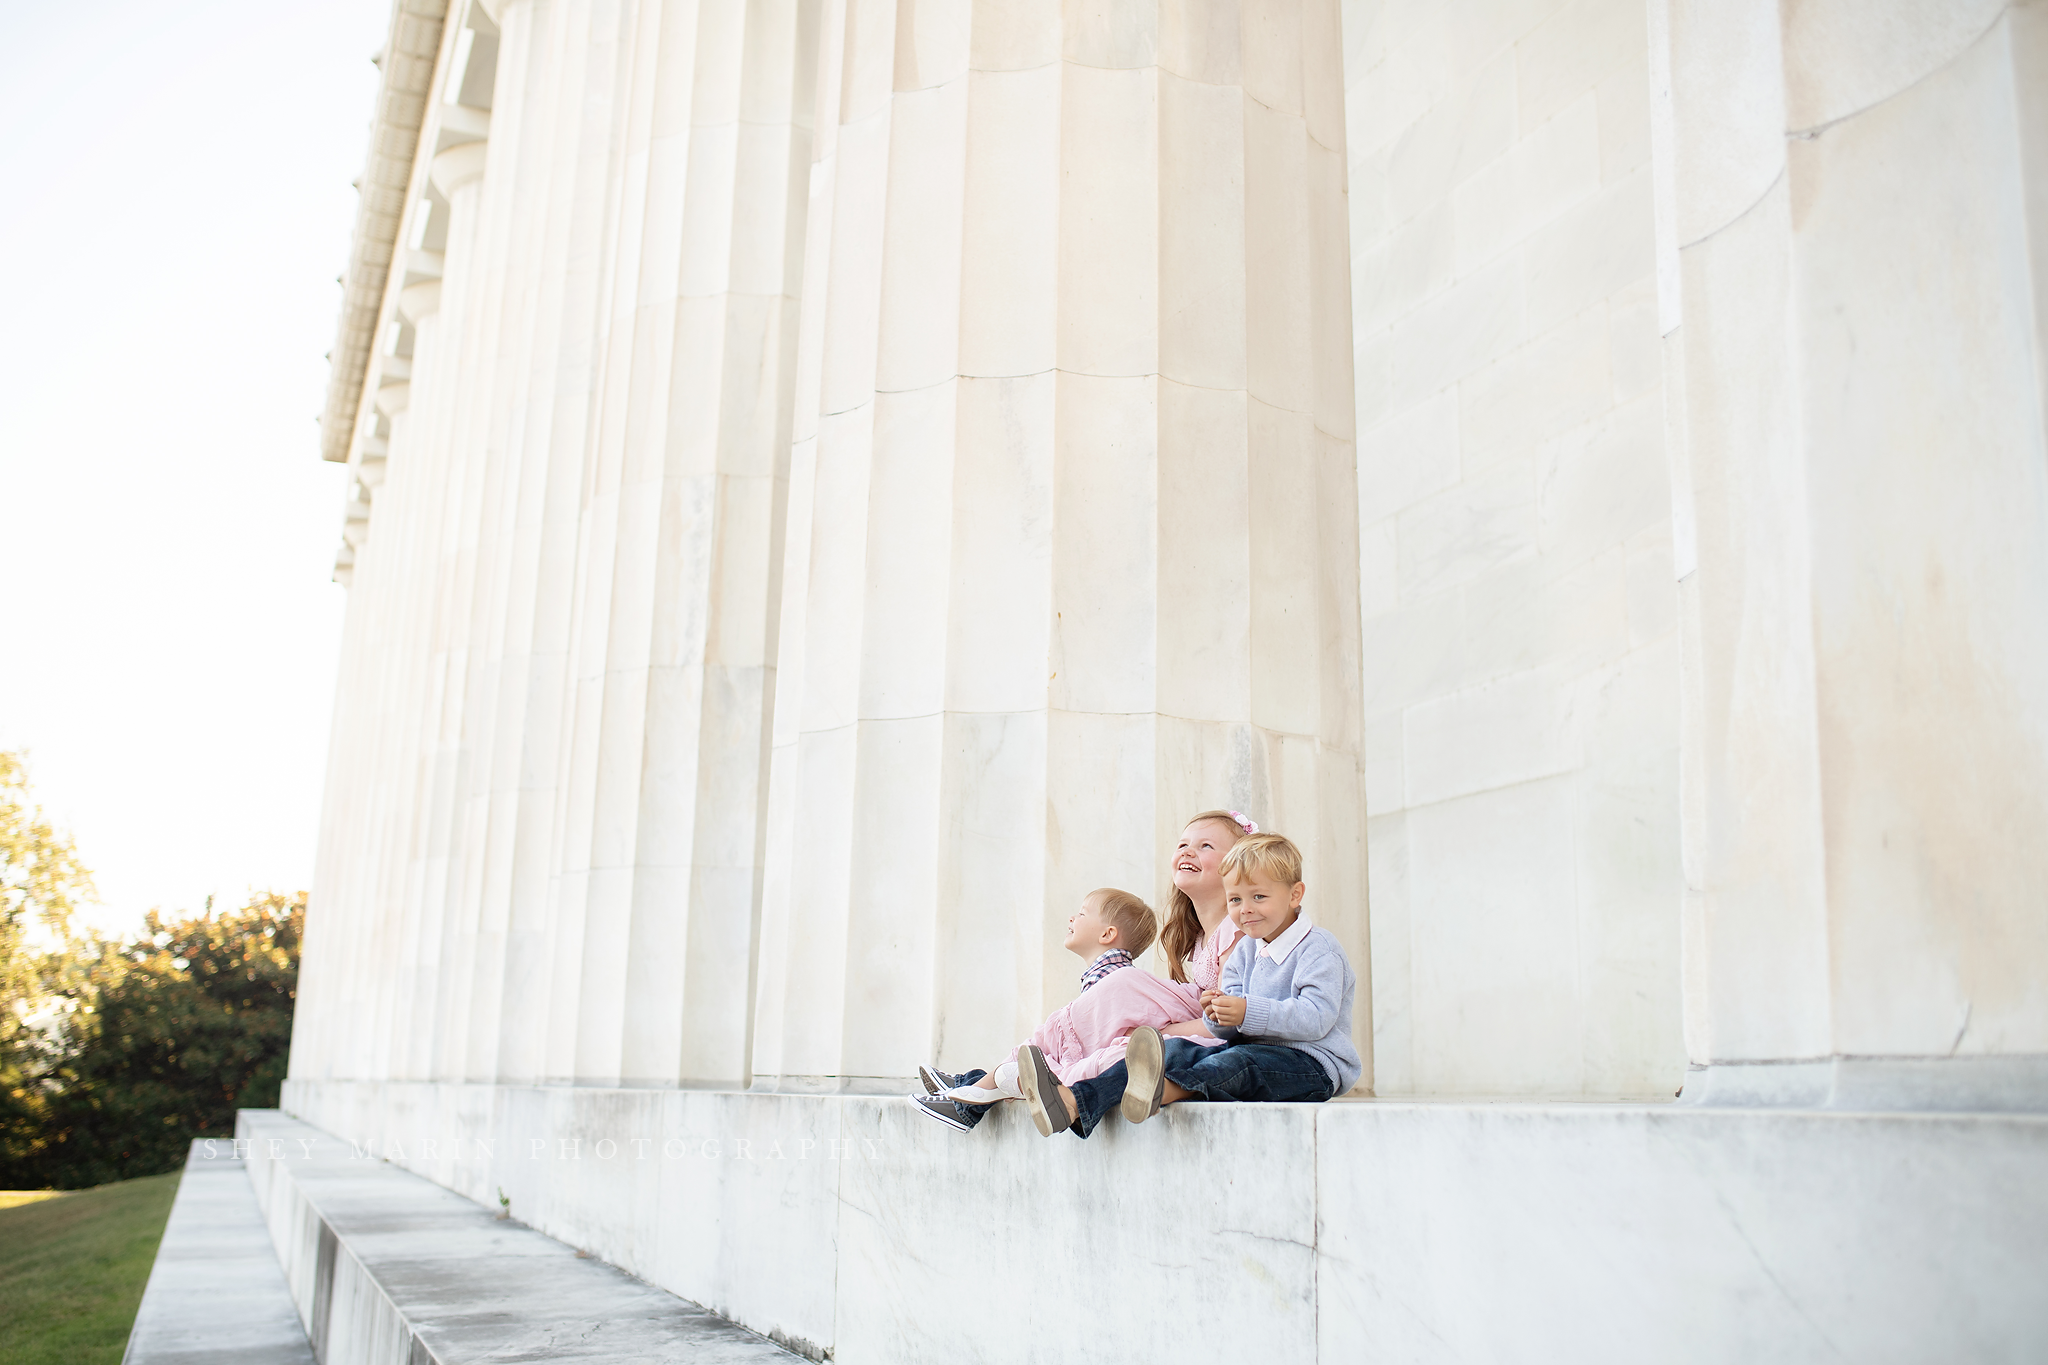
[1172,818,1239,905]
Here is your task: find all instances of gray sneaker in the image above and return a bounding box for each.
[918,1063,973,1094]
[909,1092,987,1133]
[1122,1026,1165,1124]
[1016,1045,1074,1137]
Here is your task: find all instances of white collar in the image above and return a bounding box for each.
[1256,912,1313,965]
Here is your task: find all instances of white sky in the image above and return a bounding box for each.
[0,0,391,938]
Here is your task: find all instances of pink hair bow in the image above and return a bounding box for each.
[1228,811,1258,834]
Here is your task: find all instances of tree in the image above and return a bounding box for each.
[0,750,307,1187]
[15,893,306,1188]
[0,751,96,1180]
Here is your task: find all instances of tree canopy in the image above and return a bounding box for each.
[0,750,305,1189]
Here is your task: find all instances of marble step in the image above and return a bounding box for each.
[235,1110,799,1365]
[124,1141,316,1365]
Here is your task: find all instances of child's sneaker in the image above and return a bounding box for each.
[1016,1045,1075,1137]
[1121,1026,1165,1124]
[909,1092,988,1133]
[917,1063,978,1094]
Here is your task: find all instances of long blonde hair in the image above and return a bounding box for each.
[1160,811,1250,983]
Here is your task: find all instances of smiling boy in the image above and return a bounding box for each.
[1123,831,1360,1117]
[1016,831,1361,1138]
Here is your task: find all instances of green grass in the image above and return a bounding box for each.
[0,1172,180,1365]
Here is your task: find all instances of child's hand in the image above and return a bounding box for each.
[1198,988,1221,1008]
[1204,995,1247,1027]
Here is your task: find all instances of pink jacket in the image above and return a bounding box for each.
[1010,967,1224,1086]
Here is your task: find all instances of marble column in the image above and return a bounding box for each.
[1658,0,2048,1104]
[749,0,1365,1088]
[508,0,812,1088]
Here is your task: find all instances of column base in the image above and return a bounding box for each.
[1678,1055,2048,1111]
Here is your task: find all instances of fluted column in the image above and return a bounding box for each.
[419,134,499,1083]
[484,0,813,1087]
[1659,0,2048,1103]
[484,0,617,1085]
[750,0,1364,1088]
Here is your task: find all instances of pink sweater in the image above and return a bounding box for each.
[1009,967,1223,1086]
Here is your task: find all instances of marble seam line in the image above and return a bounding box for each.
[1701,1174,1849,1360]
[1783,5,2012,143]
[624,288,799,308]
[1675,164,1785,256]
[779,714,1355,738]
[1675,25,1999,256]
[826,375,1346,425]
[874,58,1327,99]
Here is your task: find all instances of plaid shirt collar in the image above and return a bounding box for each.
[1079,949,1133,992]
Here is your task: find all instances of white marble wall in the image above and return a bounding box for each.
[747,0,1366,1088]
[1660,0,2048,1084]
[1341,0,1684,1099]
[300,0,2048,1113]
[298,0,1367,1096]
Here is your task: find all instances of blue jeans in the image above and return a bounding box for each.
[1066,1038,1335,1138]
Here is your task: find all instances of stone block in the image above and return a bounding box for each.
[1454,89,1600,275]
[1050,374,1158,717]
[1387,46,1517,229]
[1389,250,1526,407]
[1396,453,1537,603]
[1534,389,1667,575]
[1159,70,1249,390]
[1357,386,1459,526]
[1406,775,1586,1092]
[1459,304,1613,469]
[1513,0,1647,132]
[1522,161,1654,338]
[958,66,1060,379]
[1056,63,1158,379]
[945,374,1055,714]
[1351,197,1456,337]
[875,81,967,393]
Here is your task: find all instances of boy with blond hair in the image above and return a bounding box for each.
[1016,832,1360,1138]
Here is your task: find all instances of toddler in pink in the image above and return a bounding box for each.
[909,887,1203,1133]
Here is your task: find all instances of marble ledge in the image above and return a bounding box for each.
[267,1079,2048,1364]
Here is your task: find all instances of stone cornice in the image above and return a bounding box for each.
[318,0,450,464]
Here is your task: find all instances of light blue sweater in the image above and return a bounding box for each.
[1214,922,1362,1095]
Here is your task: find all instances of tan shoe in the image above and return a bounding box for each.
[1121,1026,1165,1124]
[1017,1045,1074,1136]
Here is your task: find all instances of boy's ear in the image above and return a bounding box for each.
[1100,923,1121,946]
[1290,881,1306,908]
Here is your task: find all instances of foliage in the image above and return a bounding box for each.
[0,742,306,1188]
[4,893,304,1189]
[0,1171,180,1365]
[0,751,96,1090]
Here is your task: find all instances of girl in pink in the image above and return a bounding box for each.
[910,810,1256,1135]
[1160,809,1258,996]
